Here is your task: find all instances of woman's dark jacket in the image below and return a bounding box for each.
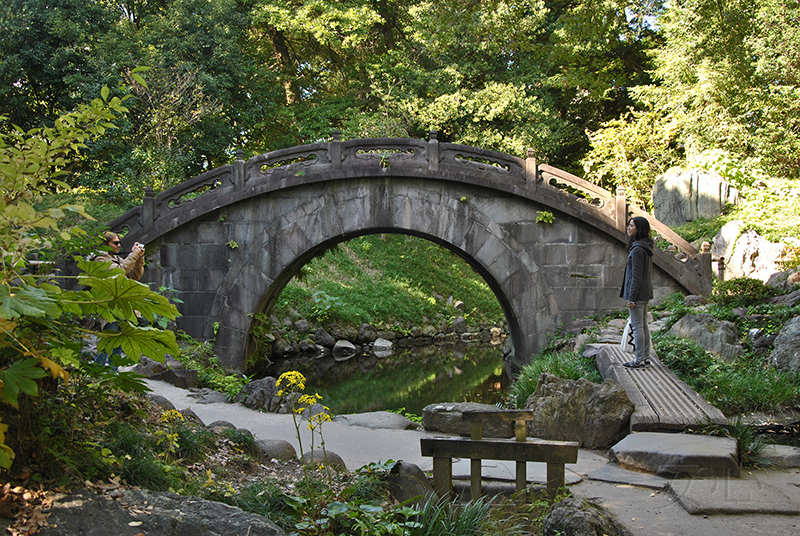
[620,237,654,302]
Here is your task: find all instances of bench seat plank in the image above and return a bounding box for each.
[420,437,578,464]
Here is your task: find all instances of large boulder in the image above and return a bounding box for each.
[41,489,286,536]
[767,267,800,292]
[770,288,800,307]
[711,219,745,262]
[669,313,743,361]
[653,168,740,228]
[235,377,281,412]
[422,402,513,438]
[542,497,633,536]
[314,327,336,347]
[255,438,297,461]
[725,230,786,282]
[356,323,378,344]
[149,368,199,389]
[334,411,420,430]
[524,373,634,449]
[386,462,435,506]
[332,339,357,360]
[301,449,347,471]
[770,316,800,373]
[610,432,740,478]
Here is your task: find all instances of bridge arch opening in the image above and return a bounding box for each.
[242,231,520,377]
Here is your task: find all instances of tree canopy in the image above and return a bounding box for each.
[0,0,798,204]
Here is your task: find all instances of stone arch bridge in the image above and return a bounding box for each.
[109,133,712,371]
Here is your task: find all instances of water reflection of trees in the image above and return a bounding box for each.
[313,343,507,416]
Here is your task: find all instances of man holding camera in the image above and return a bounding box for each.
[92,232,146,366]
[96,231,145,281]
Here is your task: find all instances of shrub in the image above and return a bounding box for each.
[655,334,800,413]
[710,277,776,308]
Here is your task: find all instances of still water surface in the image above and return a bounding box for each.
[314,343,508,416]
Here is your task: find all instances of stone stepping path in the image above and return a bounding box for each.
[594,345,727,432]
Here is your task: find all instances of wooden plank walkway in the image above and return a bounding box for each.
[595,345,727,432]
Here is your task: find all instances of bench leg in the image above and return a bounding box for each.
[470,459,482,501]
[546,462,565,500]
[432,456,452,501]
[515,461,526,492]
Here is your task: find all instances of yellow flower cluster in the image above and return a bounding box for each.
[159,409,185,424]
[298,393,322,406]
[276,370,306,395]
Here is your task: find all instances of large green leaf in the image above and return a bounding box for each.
[0,284,62,319]
[0,358,49,407]
[76,259,179,324]
[95,323,179,363]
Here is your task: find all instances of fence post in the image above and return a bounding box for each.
[525,149,538,190]
[142,187,154,233]
[428,131,439,171]
[331,130,342,170]
[234,149,245,191]
[615,187,627,232]
[700,241,713,295]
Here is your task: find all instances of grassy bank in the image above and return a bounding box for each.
[271,234,504,329]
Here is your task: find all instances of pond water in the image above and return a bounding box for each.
[313,342,509,417]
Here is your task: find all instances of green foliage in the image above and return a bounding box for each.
[585,0,800,192]
[697,416,775,468]
[311,290,341,323]
[176,339,249,400]
[710,278,777,308]
[407,496,494,536]
[220,428,260,458]
[387,407,423,424]
[199,481,296,528]
[655,334,800,414]
[673,216,727,245]
[482,489,556,535]
[104,422,173,491]
[176,425,216,462]
[0,93,180,471]
[583,109,683,208]
[536,211,555,224]
[508,351,602,409]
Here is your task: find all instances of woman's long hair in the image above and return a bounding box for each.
[627,216,651,250]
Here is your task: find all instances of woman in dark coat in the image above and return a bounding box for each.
[620,216,654,368]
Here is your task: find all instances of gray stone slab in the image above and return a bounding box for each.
[587,463,669,490]
[668,478,800,515]
[610,432,740,478]
[761,444,800,468]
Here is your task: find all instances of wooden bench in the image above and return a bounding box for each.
[420,410,579,501]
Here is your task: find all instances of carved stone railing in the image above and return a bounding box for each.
[108,131,712,295]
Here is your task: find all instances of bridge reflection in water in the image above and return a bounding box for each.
[312,343,507,417]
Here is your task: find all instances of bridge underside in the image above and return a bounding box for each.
[143,177,683,371]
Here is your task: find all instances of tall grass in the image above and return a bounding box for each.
[408,497,494,536]
[655,334,800,414]
[508,351,602,408]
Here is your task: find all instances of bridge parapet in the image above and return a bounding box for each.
[109,133,711,296]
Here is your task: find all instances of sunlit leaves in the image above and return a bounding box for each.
[0,92,180,472]
[0,419,14,468]
[95,324,178,364]
[0,358,49,408]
